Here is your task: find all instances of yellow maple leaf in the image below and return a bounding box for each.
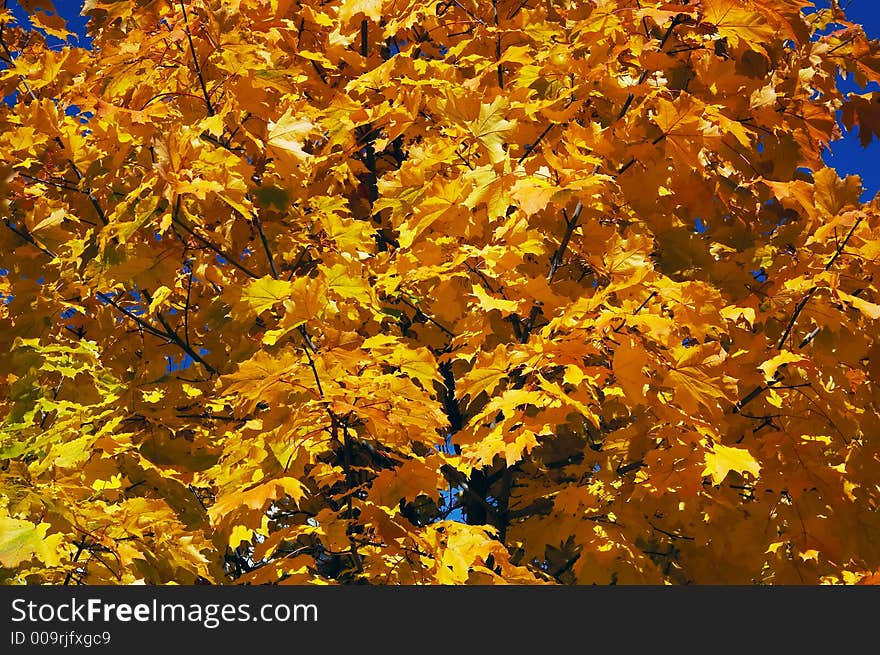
[512,171,558,216]
[457,346,510,401]
[141,388,164,403]
[281,276,328,327]
[267,109,315,161]
[242,276,293,314]
[0,511,65,568]
[666,366,730,415]
[228,524,255,548]
[472,285,520,314]
[613,337,650,401]
[838,290,880,320]
[720,304,756,328]
[758,350,807,381]
[30,9,71,40]
[467,96,516,167]
[338,0,384,23]
[702,443,761,485]
[325,263,373,304]
[209,477,306,525]
[147,285,172,314]
[370,459,441,507]
[702,0,778,49]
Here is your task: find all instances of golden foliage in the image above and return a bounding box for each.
[1,0,880,585]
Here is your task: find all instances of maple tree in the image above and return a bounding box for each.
[1,0,880,586]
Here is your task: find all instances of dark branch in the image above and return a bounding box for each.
[3,219,58,258]
[179,0,214,116]
[777,216,863,350]
[253,214,279,279]
[142,287,217,374]
[171,213,260,279]
[548,201,583,282]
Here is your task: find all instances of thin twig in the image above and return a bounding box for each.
[95,292,168,340]
[0,19,38,101]
[179,0,214,116]
[176,413,246,424]
[518,121,556,164]
[617,15,682,121]
[360,19,368,57]
[253,213,278,279]
[184,261,193,347]
[777,216,863,350]
[341,423,364,572]
[824,215,863,272]
[19,174,83,193]
[60,145,108,225]
[142,287,217,374]
[398,296,455,337]
[172,214,259,278]
[299,327,324,397]
[3,219,58,258]
[548,201,583,282]
[776,289,816,351]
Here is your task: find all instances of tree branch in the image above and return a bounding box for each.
[298,326,324,397]
[58,148,108,225]
[398,295,455,337]
[3,219,57,259]
[0,19,38,102]
[777,215,863,350]
[171,213,260,279]
[141,287,217,374]
[253,213,278,279]
[617,14,683,121]
[184,260,193,347]
[360,19,368,57]
[548,201,583,282]
[95,291,168,341]
[179,0,214,116]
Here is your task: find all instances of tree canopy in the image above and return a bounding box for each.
[1,0,880,585]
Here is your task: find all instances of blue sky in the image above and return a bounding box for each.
[815,1,880,199]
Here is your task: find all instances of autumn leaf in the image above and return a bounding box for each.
[837,289,880,320]
[458,94,516,167]
[267,109,315,162]
[613,338,651,401]
[30,9,72,40]
[457,346,511,401]
[758,351,808,381]
[472,284,520,314]
[281,276,328,327]
[147,285,173,314]
[701,0,778,49]
[209,477,307,525]
[702,443,761,485]
[242,276,293,314]
[0,510,65,568]
[338,0,383,24]
[842,92,880,147]
[371,459,441,507]
[665,345,735,416]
